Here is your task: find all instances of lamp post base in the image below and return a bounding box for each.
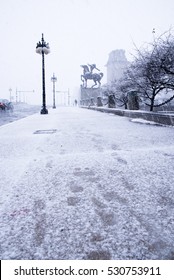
[52,105,56,109]
[40,107,48,114]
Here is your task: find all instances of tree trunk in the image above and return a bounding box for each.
[150,96,155,111]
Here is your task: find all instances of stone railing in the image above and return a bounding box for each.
[81,106,174,126]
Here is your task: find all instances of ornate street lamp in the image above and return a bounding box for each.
[36,33,50,114]
[51,73,57,109]
[9,88,12,102]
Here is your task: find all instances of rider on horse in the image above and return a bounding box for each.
[80,63,103,88]
[88,64,100,73]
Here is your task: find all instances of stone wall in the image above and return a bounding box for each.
[82,106,174,126]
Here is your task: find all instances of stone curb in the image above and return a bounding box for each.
[81,106,174,126]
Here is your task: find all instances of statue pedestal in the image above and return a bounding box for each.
[80,86,101,106]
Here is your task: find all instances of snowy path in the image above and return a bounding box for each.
[0,107,174,259]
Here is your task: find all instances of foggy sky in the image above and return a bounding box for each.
[0,0,174,104]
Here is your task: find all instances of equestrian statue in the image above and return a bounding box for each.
[81,64,103,88]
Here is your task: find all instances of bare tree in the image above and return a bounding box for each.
[101,80,129,109]
[120,30,174,111]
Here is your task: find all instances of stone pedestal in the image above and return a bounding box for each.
[128,91,139,110]
[97,96,103,107]
[80,86,101,106]
[108,94,116,108]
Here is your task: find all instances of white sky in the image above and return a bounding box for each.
[0,0,174,104]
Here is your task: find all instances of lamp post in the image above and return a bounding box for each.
[67,88,70,106]
[36,33,50,114]
[9,88,12,102]
[51,73,57,109]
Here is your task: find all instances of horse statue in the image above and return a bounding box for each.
[81,64,103,88]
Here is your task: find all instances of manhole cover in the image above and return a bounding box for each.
[34,129,57,134]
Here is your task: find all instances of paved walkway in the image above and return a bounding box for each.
[0,107,174,259]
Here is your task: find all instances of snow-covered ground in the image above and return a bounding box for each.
[0,106,174,260]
